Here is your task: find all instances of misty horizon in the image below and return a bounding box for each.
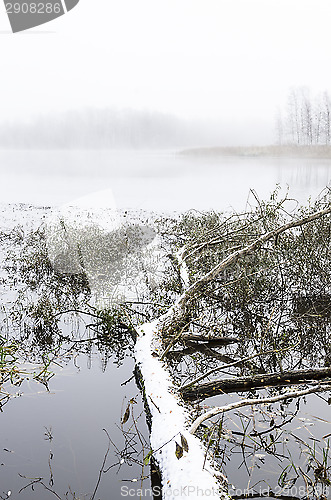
[0,107,275,149]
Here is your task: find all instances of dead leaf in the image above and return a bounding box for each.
[175,442,183,460]
[122,404,130,424]
[180,434,189,453]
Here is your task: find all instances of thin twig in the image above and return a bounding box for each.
[90,429,112,500]
[180,338,300,391]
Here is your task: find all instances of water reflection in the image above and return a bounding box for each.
[0,187,330,498]
[0,353,147,499]
[0,150,330,212]
[0,208,152,498]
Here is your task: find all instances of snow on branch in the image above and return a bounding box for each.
[189,384,331,435]
[177,205,331,311]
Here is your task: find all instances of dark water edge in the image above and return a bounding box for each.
[0,349,150,499]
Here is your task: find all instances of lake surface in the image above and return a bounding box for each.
[0,150,330,499]
[0,204,148,499]
[0,150,330,212]
[0,352,144,499]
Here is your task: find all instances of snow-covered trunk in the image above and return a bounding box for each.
[134,318,229,500]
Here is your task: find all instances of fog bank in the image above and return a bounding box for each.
[0,108,274,150]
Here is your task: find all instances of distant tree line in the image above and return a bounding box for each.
[276,87,331,146]
[0,108,206,149]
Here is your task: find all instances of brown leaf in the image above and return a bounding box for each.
[180,434,189,453]
[122,404,130,424]
[175,442,183,460]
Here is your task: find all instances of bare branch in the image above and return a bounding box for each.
[180,339,300,392]
[189,384,331,435]
[179,205,331,308]
[160,204,331,332]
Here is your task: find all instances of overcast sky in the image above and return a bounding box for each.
[0,0,331,135]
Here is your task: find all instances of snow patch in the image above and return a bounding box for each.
[176,248,190,288]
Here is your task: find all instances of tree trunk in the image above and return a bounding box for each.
[181,367,331,401]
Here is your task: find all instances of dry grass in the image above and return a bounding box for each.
[180,144,331,159]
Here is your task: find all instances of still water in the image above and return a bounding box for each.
[0,353,142,499]
[0,149,330,211]
[0,150,330,499]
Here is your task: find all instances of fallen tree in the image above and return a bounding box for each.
[4,189,330,499]
[132,190,331,499]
